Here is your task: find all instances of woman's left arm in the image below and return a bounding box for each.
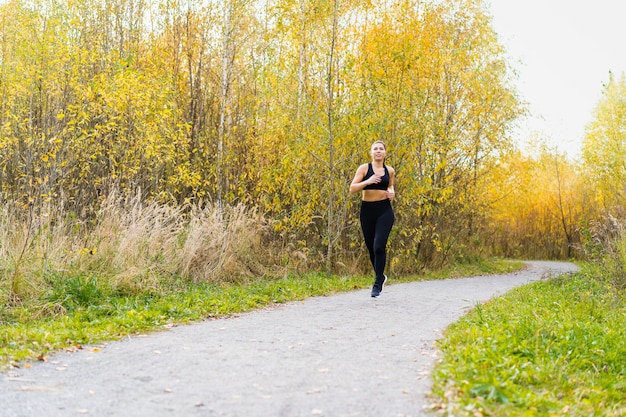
[387,167,395,200]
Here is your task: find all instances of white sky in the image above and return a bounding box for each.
[486,0,626,158]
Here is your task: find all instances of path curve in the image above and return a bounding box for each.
[1,261,578,417]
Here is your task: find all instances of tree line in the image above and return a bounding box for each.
[0,0,624,277]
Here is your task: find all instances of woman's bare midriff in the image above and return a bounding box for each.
[361,189,388,202]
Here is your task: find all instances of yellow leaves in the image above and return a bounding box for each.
[40,152,56,163]
[273,220,283,233]
[582,73,626,209]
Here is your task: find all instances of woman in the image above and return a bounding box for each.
[349,140,395,297]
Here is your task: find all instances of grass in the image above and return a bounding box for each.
[430,263,626,417]
[0,259,522,370]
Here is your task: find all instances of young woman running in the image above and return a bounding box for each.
[349,140,395,297]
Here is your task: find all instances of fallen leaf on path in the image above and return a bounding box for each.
[64,345,83,353]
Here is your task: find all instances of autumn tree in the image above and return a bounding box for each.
[483,142,587,259]
[0,0,527,274]
[582,72,626,214]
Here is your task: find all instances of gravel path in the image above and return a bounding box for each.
[1,261,578,417]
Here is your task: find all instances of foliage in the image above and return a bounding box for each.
[582,72,626,213]
[481,145,589,260]
[0,0,523,273]
[430,265,626,417]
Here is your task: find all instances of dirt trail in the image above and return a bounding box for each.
[1,261,578,417]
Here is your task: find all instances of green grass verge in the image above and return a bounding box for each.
[0,258,521,370]
[430,264,626,417]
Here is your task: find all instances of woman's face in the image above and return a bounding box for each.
[370,142,386,161]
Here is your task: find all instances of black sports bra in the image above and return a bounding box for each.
[363,163,390,190]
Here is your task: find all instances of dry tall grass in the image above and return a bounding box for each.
[582,213,626,293]
[0,192,274,305]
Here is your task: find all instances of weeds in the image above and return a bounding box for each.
[0,193,275,309]
[2,203,38,305]
[581,214,626,293]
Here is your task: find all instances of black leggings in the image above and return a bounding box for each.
[359,199,395,281]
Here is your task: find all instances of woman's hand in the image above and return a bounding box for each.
[367,175,382,185]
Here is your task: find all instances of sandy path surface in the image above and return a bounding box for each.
[1,261,578,417]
